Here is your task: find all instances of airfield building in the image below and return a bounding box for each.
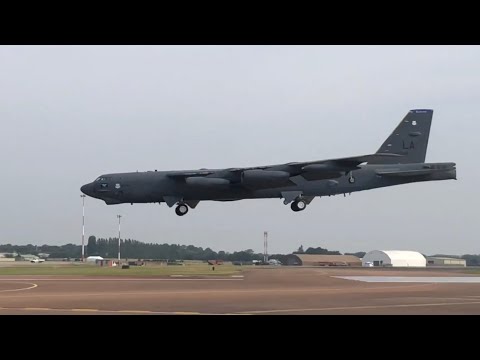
[362,250,426,267]
[426,256,466,267]
[285,254,362,267]
[16,254,39,261]
[86,256,104,262]
[0,253,15,263]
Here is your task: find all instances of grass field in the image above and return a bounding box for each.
[461,268,480,274]
[0,263,244,276]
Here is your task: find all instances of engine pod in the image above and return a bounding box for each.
[185,177,230,187]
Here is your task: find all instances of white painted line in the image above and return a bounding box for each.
[237,300,480,314]
[231,275,244,278]
[335,276,480,283]
[0,307,232,315]
[0,278,243,282]
[0,284,433,301]
[0,282,38,292]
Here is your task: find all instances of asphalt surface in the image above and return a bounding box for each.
[1,267,480,314]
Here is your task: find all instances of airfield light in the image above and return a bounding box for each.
[81,194,86,262]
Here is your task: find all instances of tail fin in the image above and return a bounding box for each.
[370,109,433,164]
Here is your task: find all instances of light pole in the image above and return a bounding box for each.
[81,194,86,262]
[117,215,122,262]
[264,231,268,263]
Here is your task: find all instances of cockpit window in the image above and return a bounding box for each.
[95,177,110,182]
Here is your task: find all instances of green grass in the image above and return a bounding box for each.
[460,268,480,274]
[0,264,243,277]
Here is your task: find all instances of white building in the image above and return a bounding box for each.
[362,250,426,267]
[86,256,104,262]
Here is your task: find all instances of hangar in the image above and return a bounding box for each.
[286,254,362,267]
[426,256,466,267]
[362,250,426,267]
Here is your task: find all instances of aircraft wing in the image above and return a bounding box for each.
[166,170,215,179]
[166,153,404,182]
[286,153,404,171]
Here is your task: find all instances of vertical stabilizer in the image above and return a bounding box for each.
[371,109,433,164]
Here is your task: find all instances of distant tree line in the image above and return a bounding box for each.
[2,239,480,265]
[0,238,344,262]
[293,244,342,255]
[0,237,266,262]
[85,236,266,262]
[0,243,80,259]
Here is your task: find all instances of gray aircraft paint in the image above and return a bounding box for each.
[81,109,456,215]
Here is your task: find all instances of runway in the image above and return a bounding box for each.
[2,267,480,314]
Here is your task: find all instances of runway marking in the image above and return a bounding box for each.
[335,276,480,283]
[0,278,243,282]
[231,275,244,278]
[236,300,480,314]
[0,283,433,300]
[0,282,38,293]
[0,307,228,315]
[4,299,480,315]
[378,296,480,302]
[174,311,202,315]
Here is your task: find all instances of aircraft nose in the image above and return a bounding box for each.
[81,183,94,197]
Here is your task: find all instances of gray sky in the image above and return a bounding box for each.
[0,45,478,255]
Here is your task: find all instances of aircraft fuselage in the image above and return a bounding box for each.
[80,109,457,216]
[81,162,456,205]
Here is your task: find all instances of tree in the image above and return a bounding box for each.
[305,247,341,255]
[87,236,97,256]
[294,245,304,254]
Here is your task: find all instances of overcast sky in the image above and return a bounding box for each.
[0,45,478,255]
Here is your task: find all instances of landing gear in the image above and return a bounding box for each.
[175,203,189,216]
[347,171,355,184]
[291,199,307,212]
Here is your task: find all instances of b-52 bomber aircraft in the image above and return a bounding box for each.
[81,109,456,216]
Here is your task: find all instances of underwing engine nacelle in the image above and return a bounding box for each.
[185,177,230,187]
[241,170,291,188]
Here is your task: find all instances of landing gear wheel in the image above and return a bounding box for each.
[175,204,189,216]
[291,199,307,212]
[348,176,355,184]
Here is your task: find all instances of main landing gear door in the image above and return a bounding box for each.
[282,191,303,205]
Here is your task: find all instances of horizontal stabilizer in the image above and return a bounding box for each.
[332,153,404,166]
[376,169,440,177]
[289,153,404,171]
